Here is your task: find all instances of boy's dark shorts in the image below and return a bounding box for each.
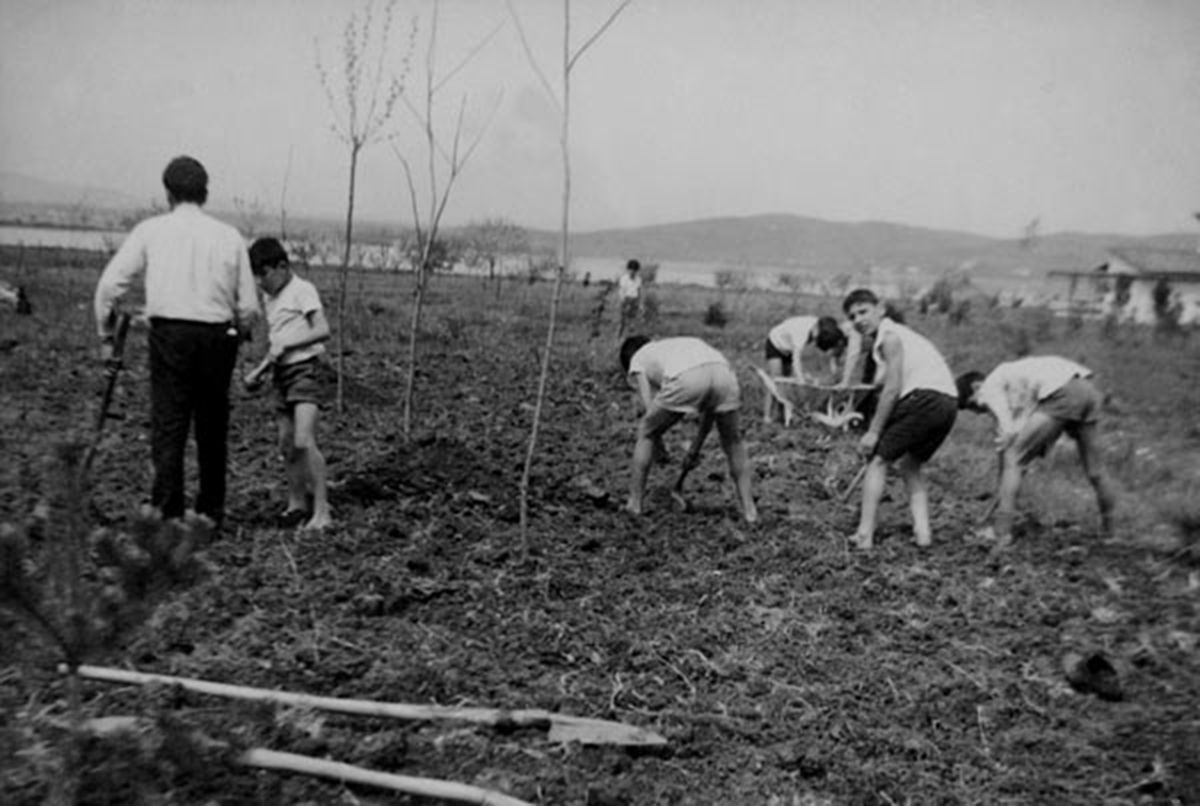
[764,337,792,374]
[875,389,957,463]
[272,358,322,413]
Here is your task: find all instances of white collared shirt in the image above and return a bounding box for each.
[94,203,259,336]
[264,274,326,365]
[977,356,1092,434]
[767,316,818,353]
[628,337,727,385]
[617,272,642,300]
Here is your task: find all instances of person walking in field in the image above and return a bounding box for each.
[843,288,957,549]
[620,335,758,523]
[617,259,643,336]
[244,237,333,531]
[94,155,259,528]
[956,356,1115,547]
[763,314,863,422]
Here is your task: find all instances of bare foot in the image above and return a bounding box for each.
[743,506,759,525]
[302,510,332,531]
[851,531,873,549]
[624,497,643,516]
[914,532,932,548]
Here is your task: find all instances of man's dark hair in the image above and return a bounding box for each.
[248,237,289,275]
[955,371,986,410]
[162,156,208,205]
[813,316,847,351]
[619,335,651,372]
[626,259,641,272]
[842,288,878,314]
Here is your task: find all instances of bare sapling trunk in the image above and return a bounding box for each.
[335,146,360,413]
[396,1,502,437]
[513,0,631,542]
[315,0,412,413]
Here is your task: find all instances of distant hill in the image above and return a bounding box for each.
[0,171,147,210]
[2,171,1194,283]
[529,214,1197,283]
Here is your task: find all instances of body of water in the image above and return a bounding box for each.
[0,224,126,251]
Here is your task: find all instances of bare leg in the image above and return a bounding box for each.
[673,412,713,510]
[996,411,1062,545]
[852,455,888,548]
[716,410,757,523]
[277,413,307,513]
[899,454,931,546]
[292,403,331,530]
[992,448,1022,546]
[1074,422,1115,537]
[765,357,785,423]
[627,406,683,515]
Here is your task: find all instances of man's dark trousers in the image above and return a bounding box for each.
[149,319,239,524]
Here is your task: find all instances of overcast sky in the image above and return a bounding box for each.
[2,0,1198,237]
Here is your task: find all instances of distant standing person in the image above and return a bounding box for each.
[617,259,643,336]
[763,314,863,422]
[620,335,758,523]
[244,238,333,531]
[956,356,1115,547]
[94,155,259,527]
[843,289,957,549]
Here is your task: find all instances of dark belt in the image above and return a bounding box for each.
[149,317,235,330]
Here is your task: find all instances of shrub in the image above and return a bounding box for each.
[641,291,660,327]
[704,300,728,328]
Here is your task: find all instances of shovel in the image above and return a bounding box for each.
[83,313,132,475]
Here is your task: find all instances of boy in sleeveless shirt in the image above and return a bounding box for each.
[843,289,958,549]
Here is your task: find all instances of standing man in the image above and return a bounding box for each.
[956,356,1115,546]
[94,155,259,528]
[617,259,643,336]
[843,289,957,549]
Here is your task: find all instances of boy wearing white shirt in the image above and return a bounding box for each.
[620,335,758,523]
[245,238,332,531]
[843,289,958,549]
[617,259,643,336]
[957,356,1115,546]
[763,314,862,422]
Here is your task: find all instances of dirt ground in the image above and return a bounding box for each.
[3,258,1199,804]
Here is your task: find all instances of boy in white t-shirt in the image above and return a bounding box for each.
[763,314,863,422]
[620,335,758,523]
[956,356,1115,546]
[245,238,332,531]
[617,259,643,336]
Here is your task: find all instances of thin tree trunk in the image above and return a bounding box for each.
[519,0,572,542]
[402,252,426,438]
[336,146,361,414]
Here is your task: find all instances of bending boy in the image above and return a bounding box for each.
[245,238,333,531]
[620,336,758,523]
[764,314,862,422]
[956,356,1115,546]
[844,289,957,548]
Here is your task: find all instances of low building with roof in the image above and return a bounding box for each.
[1047,245,1200,325]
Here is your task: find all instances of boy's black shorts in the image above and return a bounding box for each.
[875,389,957,463]
[273,358,322,413]
[764,337,792,374]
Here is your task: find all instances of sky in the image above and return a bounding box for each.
[2,0,1199,238]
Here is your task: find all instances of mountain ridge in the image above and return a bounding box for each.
[2,171,1194,279]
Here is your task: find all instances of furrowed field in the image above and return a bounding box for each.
[2,246,1199,805]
